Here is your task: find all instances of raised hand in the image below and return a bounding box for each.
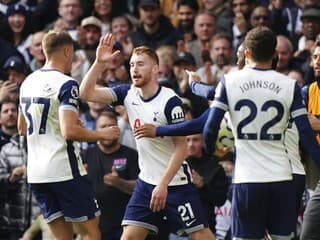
[186,69,201,84]
[96,33,121,64]
[0,81,18,102]
[134,123,157,139]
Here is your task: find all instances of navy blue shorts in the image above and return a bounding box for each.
[30,176,100,223]
[292,174,305,218]
[122,178,208,236]
[232,181,295,239]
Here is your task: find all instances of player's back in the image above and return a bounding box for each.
[224,67,295,183]
[19,69,86,183]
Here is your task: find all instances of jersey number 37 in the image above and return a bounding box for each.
[21,97,50,135]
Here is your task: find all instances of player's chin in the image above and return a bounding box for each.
[133,81,143,88]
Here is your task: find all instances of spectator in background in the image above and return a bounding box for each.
[227,0,256,50]
[268,0,293,41]
[174,0,199,43]
[111,15,134,60]
[188,12,216,67]
[1,56,28,103]
[92,0,113,36]
[0,37,24,80]
[156,45,177,89]
[301,40,320,190]
[28,31,46,72]
[0,3,33,64]
[196,32,234,85]
[0,99,18,154]
[48,0,83,41]
[275,35,296,75]
[249,5,271,28]
[288,68,304,88]
[201,0,232,33]
[82,110,139,240]
[31,0,59,32]
[301,40,320,240]
[298,8,320,52]
[79,100,108,153]
[73,16,102,83]
[215,153,234,240]
[0,133,30,240]
[185,133,229,233]
[172,52,209,117]
[129,0,177,50]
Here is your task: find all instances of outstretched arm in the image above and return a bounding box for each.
[80,33,120,104]
[203,107,225,153]
[186,70,216,100]
[133,109,210,138]
[157,109,209,136]
[60,109,119,142]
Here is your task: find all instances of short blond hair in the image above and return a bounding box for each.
[42,30,73,56]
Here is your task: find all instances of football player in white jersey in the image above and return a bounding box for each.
[203,26,320,240]
[80,33,215,240]
[17,30,120,240]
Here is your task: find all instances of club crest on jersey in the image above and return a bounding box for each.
[153,112,159,121]
[171,106,184,123]
[71,86,79,99]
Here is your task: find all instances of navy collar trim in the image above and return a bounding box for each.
[251,67,272,71]
[140,86,162,102]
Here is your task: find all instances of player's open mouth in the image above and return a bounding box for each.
[133,75,142,80]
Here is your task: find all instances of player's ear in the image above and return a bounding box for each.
[244,49,251,59]
[64,46,72,59]
[152,64,159,74]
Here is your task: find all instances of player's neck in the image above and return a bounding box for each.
[43,61,68,74]
[138,81,160,100]
[248,61,272,70]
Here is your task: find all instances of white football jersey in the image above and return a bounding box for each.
[19,69,86,183]
[109,85,191,186]
[212,68,306,183]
